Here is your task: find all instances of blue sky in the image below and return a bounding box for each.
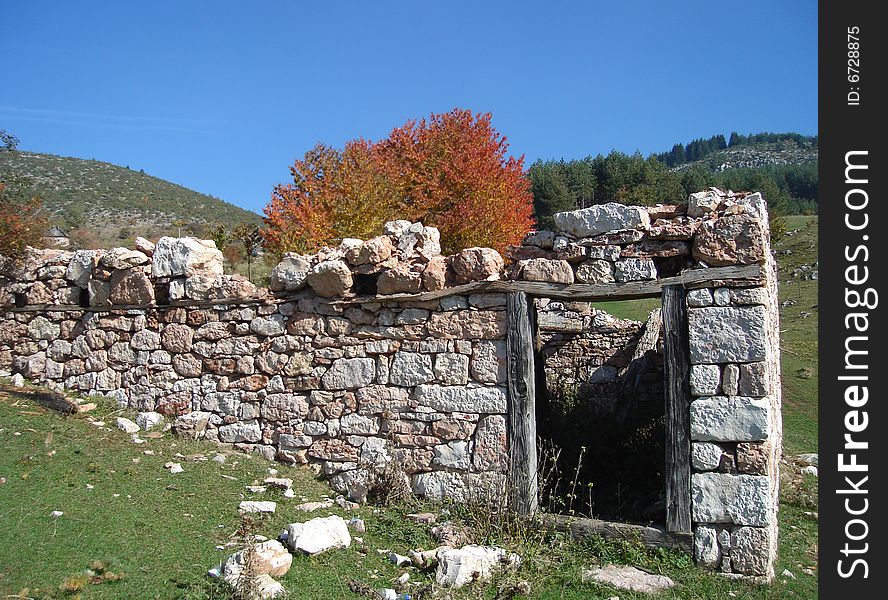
[2,1,817,215]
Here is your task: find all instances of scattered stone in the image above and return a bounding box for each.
[581,564,675,594]
[431,523,473,547]
[796,453,818,467]
[263,477,293,490]
[116,417,140,434]
[165,462,184,474]
[407,512,438,525]
[239,501,277,514]
[294,499,335,512]
[136,411,164,431]
[285,515,351,554]
[220,540,291,598]
[11,373,24,387]
[801,465,818,476]
[389,552,412,567]
[436,545,520,588]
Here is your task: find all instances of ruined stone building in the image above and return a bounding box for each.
[0,188,781,578]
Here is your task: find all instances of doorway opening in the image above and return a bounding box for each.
[535,297,666,524]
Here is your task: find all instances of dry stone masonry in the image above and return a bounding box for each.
[0,187,781,579]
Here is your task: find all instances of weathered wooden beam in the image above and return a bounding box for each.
[507,291,538,516]
[548,514,693,553]
[326,264,762,305]
[662,284,692,533]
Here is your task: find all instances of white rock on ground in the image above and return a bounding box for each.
[796,453,818,466]
[11,373,25,387]
[239,501,277,514]
[165,462,184,474]
[116,417,140,434]
[222,539,292,581]
[284,515,351,554]
[136,411,164,430]
[294,499,334,512]
[436,545,521,588]
[581,564,675,593]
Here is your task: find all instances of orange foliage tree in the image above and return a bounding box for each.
[262,109,534,255]
[0,182,48,259]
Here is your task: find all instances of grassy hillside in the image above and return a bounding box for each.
[0,151,261,247]
[670,141,816,173]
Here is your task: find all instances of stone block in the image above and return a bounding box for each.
[739,362,769,396]
[553,203,650,237]
[413,384,507,413]
[690,396,770,442]
[688,306,767,363]
[691,473,771,526]
[691,442,723,471]
[389,352,434,387]
[689,364,720,396]
[730,526,772,576]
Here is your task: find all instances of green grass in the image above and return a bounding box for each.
[0,379,818,599]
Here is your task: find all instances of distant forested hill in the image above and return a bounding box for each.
[528,132,817,229]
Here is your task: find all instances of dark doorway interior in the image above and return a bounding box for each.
[535,299,666,523]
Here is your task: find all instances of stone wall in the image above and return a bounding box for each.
[0,187,781,579]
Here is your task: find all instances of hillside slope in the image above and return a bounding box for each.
[0,151,261,246]
[670,140,817,173]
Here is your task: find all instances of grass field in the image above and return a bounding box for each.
[0,217,819,599]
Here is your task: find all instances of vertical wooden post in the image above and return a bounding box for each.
[662,284,692,533]
[507,291,538,516]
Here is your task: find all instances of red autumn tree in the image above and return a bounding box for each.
[262,109,535,255]
[0,181,48,259]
